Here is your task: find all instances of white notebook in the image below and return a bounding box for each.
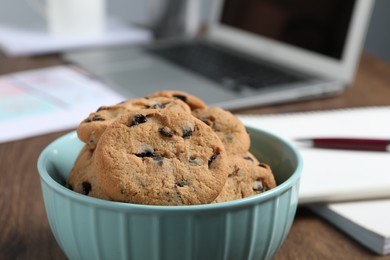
[310,200,390,255]
[238,106,390,204]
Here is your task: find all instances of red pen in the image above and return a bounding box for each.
[295,138,390,152]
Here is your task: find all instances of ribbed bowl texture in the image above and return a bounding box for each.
[37,127,302,260]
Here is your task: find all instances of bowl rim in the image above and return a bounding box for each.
[37,127,302,213]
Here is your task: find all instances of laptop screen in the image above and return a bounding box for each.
[220,0,356,60]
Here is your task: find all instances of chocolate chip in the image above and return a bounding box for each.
[259,163,268,169]
[135,149,155,158]
[243,156,254,162]
[92,115,104,121]
[208,152,220,167]
[129,114,147,126]
[252,179,264,192]
[176,179,189,187]
[173,94,187,103]
[147,103,166,109]
[82,182,92,195]
[159,127,173,137]
[88,137,96,145]
[189,156,203,165]
[87,148,94,159]
[201,119,213,126]
[152,156,164,165]
[182,128,193,138]
[84,114,104,122]
[96,106,109,112]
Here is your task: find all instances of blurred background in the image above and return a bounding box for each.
[363,0,390,62]
[0,0,388,62]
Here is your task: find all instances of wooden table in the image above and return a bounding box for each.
[1,51,390,259]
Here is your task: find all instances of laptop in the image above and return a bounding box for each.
[64,0,374,110]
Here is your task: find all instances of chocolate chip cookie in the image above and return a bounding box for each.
[94,108,228,205]
[192,107,250,154]
[77,96,191,148]
[213,153,276,203]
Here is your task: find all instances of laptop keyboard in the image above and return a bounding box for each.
[147,42,303,91]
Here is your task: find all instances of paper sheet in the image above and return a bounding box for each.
[238,107,390,204]
[0,65,125,143]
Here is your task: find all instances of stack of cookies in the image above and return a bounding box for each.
[66,90,276,205]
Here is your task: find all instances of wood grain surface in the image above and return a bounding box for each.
[1,50,390,259]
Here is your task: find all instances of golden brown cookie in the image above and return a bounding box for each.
[66,145,110,200]
[77,96,191,148]
[94,108,228,205]
[213,152,276,203]
[192,107,250,154]
[147,90,207,110]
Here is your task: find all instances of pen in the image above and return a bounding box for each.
[295,137,390,152]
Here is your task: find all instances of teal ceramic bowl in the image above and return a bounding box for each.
[37,127,302,260]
